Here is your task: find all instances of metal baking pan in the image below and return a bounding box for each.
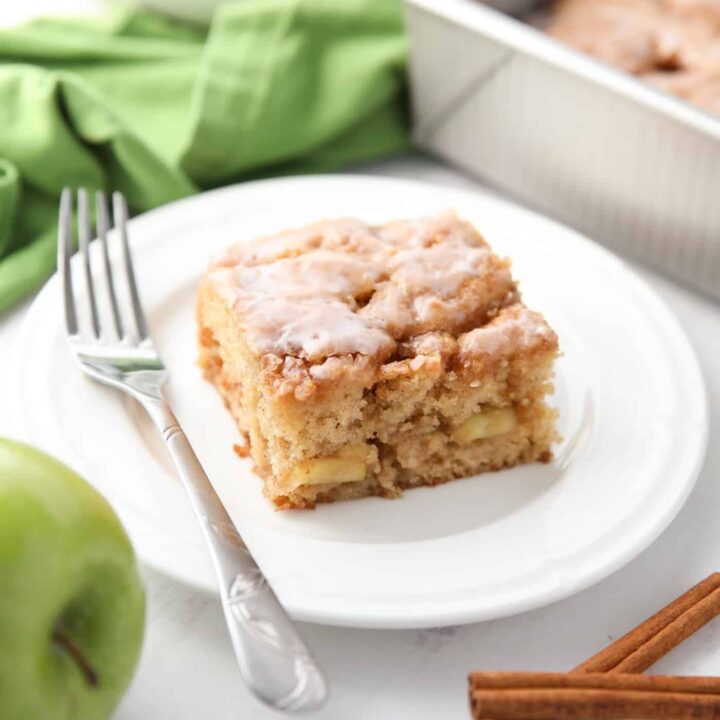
[404,0,720,299]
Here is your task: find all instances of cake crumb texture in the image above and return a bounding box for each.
[197,211,560,509]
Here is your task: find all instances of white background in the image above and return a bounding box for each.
[2,3,720,718]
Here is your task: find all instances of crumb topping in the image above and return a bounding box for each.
[458,305,558,357]
[209,212,516,355]
[206,211,557,397]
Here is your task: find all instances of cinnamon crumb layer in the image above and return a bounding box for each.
[204,211,555,400]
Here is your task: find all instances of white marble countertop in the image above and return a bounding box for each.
[2,4,720,719]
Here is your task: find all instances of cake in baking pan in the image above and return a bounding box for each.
[548,0,720,116]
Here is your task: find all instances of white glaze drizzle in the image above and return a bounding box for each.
[459,307,556,356]
[208,212,534,360]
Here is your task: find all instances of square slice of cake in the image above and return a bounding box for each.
[197,211,559,509]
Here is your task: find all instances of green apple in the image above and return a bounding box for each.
[0,439,145,720]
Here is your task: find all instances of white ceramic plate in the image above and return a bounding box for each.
[9,175,707,629]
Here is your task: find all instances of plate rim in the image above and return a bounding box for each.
[9,174,709,628]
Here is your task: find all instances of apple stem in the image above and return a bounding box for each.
[52,629,99,688]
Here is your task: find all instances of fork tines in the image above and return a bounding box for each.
[58,189,148,345]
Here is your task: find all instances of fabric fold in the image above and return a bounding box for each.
[0,0,408,312]
[0,159,19,259]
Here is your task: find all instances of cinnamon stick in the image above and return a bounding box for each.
[469,672,720,720]
[470,671,720,692]
[574,572,720,673]
[471,688,720,720]
[468,574,720,720]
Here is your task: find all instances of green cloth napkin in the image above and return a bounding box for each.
[0,0,408,312]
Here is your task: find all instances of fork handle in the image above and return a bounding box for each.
[140,398,327,713]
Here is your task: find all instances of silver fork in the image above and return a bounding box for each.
[58,188,327,713]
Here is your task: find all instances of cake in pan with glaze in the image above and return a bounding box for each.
[548,0,720,117]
